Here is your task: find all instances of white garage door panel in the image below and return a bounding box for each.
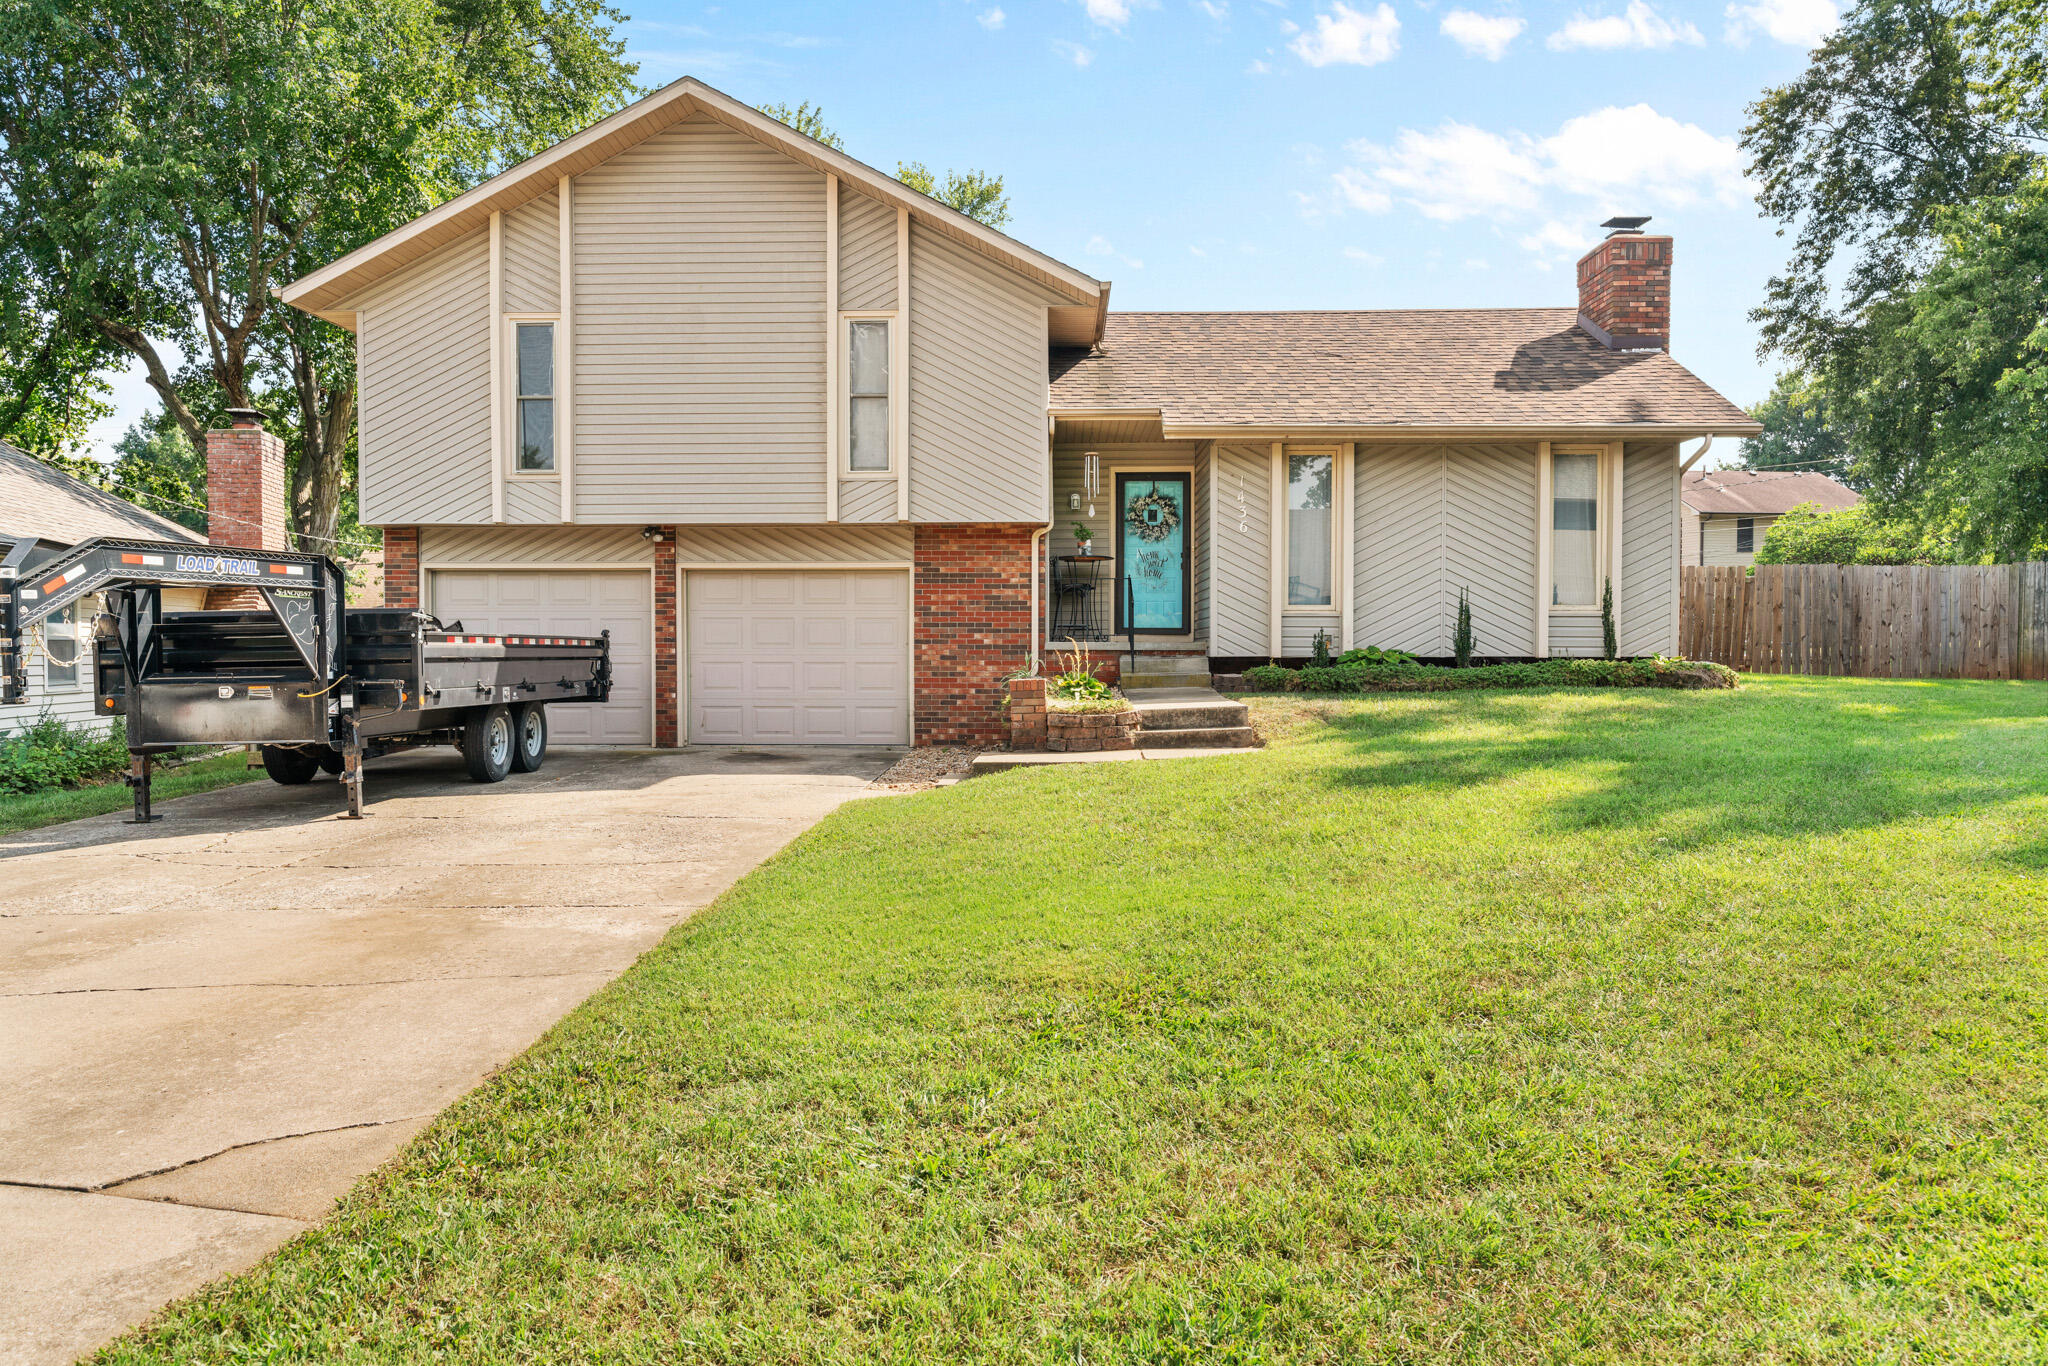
[428,569,651,746]
[688,570,908,745]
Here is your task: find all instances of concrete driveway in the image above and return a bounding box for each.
[0,745,899,1366]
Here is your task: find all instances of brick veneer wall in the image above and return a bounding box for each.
[1576,234,1672,350]
[654,531,678,747]
[915,523,1036,745]
[382,527,420,610]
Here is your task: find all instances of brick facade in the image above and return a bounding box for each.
[382,527,420,610]
[1576,234,1671,350]
[914,523,1036,745]
[654,531,678,747]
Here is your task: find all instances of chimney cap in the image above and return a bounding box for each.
[226,407,265,430]
[1601,215,1653,237]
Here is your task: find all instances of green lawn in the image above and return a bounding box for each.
[101,676,2048,1363]
[0,750,262,836]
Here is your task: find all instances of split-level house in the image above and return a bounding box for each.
[275,76,1759,749]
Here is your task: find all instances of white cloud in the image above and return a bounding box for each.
[1195,0,1229,19]
[1547,0,1702,49]
[1081,0,1157,28]
[1323,104,1748,245]
[1343,246,1386,265]
[1054,38,1096,63]
[1085,235,1144,268]
[1247,57,1273,72]
[1440,9,1525,58]
[1724,0,1836,45]
[1463,257,1491,269]
[978,6,1006,28]
[1290,2,1400,65]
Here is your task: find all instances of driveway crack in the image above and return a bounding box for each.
[1,1113,439,1195]
[1,969,614,998]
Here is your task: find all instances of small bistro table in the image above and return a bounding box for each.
[1050,554,1113,641]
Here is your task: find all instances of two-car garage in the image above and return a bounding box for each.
[424,535,911,748]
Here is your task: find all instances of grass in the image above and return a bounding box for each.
[100,676,2048,1362]
[0,750,262,836]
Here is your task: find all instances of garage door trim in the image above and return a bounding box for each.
[681,563,914,746]
[424,562,657,746]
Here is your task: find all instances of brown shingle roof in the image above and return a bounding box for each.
[1682,468,1861,516]
[1049,309,1759,432]
[0,441,200,548]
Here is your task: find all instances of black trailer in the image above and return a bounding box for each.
[0,535,612,820]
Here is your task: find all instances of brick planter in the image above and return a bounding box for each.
[1007,677,1048,750]
[1046,708,1139,752]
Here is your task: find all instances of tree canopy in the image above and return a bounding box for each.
[1753,501,1958,565]
[0,0,637,550]
[758,103,1015,229]
[1738,371,1855,484]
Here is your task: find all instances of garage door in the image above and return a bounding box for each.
[688,570,909,745]
[428,569,651,746]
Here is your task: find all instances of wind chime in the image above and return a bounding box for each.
[1083,450,1100,518]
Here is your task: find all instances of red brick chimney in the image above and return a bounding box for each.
[206,408,288,550]
[1576,217,1671,352]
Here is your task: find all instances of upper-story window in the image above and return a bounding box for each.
[1551,449,1601,608]
[1285,451,1334,607]
[514,321,555,473]
[845,317,891,474]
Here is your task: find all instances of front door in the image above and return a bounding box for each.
[1116,472,1189,634]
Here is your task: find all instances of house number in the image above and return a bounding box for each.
[1235,472,1250,535]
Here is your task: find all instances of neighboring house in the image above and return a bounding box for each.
[1682,469,1860,567]
[0,440,204,737]
[275,76,1758,749]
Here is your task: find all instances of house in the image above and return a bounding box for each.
[1682,468,1860,567]
[0,440,203,737]
[275,76,1759,750]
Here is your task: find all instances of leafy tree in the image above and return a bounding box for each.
[0,0,637,551]
[1739,371,1855,483]
[105,416,207,534]
[758,105,1015,228]
[1753,501,1956,564]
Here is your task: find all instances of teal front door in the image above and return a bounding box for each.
[1116,473,1189,633]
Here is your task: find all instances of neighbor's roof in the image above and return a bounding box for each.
[281,76,1107,343]
[0,441,200,548]
[1682,468,1860,516]
[1049,309,1761,436]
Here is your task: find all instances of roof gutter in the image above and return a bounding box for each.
[1157,422,1764,442]
[1678,434,1713,474]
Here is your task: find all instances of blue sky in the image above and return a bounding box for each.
[93,0,1831,462]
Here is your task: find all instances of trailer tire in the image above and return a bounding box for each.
[317,747,345,775]
[463,706,514,783]
[260,745,322,785]
[511,703,547,773]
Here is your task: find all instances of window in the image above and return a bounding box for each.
[514,322,554,473]
[847,318,890,472]
[1286,452,1333,607]
[1552,450,1600,607]
[45,603,80,689]
[1736,517,1755,554]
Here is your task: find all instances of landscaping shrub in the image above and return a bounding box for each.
[0,713,129,795]
[1241,656,1738,694]
[1335,645,1417,666]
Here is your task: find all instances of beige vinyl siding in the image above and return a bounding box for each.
[1683,507,1704,566]
[1209,443,1272,656]
[1191,442,1211,640]
[838,186,897,311]
[1696,511,1775,567]
[503,479,561,524]
[419,523,654,566]
[837,479,898,524]
[502,188,560,314]
[669,524,912,563]
[1282,615,1339,656]
[1549,613,1604,656]
[1444,443,1539,658]
[355,233,494,525]
[1354,444,1449,656]
[1619,442,1679,655]
[572,116,827,523]
[907,223,1064,524]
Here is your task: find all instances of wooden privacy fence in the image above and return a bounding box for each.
[1679,563,2048,680]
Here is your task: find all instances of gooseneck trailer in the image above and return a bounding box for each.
[0,535,612,820]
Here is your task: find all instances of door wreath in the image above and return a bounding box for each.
[1124,491,1182,544]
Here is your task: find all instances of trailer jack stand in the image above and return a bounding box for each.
[341,739,365,819]
[124,753,160,824]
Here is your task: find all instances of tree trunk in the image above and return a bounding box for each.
[293,383,353,553]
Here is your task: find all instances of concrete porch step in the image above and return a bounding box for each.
[1121,672,1214,690]
[1124,688,1257,749]
[1134,725,1259,749]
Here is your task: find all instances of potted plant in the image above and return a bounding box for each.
[1071,521,1095,556]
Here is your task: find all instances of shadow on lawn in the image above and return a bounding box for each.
[1268,679,2048,850]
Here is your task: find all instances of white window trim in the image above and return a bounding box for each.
[1280,444,1342,615]
[505,313,561,480]
[43,602,84,691]
[839,310,899,480]
[1546,442,1615,615]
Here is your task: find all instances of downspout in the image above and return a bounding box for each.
[1031,413,1055,673]
[1679,434,1713,475]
